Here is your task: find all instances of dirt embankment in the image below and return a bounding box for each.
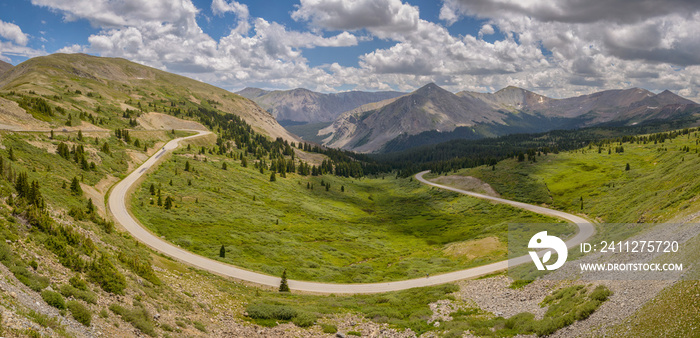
[431,175,500,197]
[0,97,50,130]
[137,112,207,131]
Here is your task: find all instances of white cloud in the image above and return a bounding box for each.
[23,0,700,102]
[56,44,84,53]
[291,0,420,39]
[34,0,359,92]
[0,20,29,46]
[0,20,46,62]
[31,0,200,30]
[211,0,250,34]
[438,1,460,26]
[478,24,494,38]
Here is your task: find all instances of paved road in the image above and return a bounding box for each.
[108,132,595,294]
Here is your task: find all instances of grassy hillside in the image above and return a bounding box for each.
[130,137,563,283]
[0,129,609,338]
[0,53,297,141]
[434,127,700,336]
[448,128,700,224]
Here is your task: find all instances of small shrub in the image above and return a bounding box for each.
[575,300,599,321]
[193,321,207,332]
[161,323,175,332]
[59,284,97,304]
[88,256,126,294]
[504,312,534,332]
[509,280,532,289]
[69,275,89,291]
[41,290,65,310]
[321,323,338,333]
[246,303,297,320]
[99,308,109,318]
[291,312,316,328]
[590,285,612,302]
[109,303,155,336]
[27,310,61,329]
[347,331,362,336]
[67,300,92,326]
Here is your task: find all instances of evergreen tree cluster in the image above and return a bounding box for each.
[115,128,131,143]
[378,121,700,177]
[17,95,54,117]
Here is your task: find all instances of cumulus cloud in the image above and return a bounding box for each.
[22,0,700,101]
[211,0,250,34]
[441,0,700,24]
[30,0,359,91]
[0,20,46,62]
[478,24,494,38]
[0,20,29,45]
[291,0,420,39]
[31,0,200,28]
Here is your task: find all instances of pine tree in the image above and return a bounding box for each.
[164,196,173,209]
[219,245,225,258]
[270,172,276,182]
[87,198,95,214]
[50,130,54,139]
[222,162,227,170]
[77,130,83,141]
[70,177,82,196]
[150,183,155,195]
[169,179,173,186]
[185,161,190,172]
[279,269,290,292]
[625,163,630,171]
[15,172,29,198]
[341,185,345,192]
[241,156,247,167]
[157,195,163,206]
[8,147,15,161]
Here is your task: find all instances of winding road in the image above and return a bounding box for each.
[108,130,595,294]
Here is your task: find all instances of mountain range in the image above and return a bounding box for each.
[237,87,404,124]
[319,83,699,153]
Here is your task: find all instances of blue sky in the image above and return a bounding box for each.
[0,0,699,100]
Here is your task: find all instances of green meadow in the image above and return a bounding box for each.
[130,142,561,283]
[451,129,700,224]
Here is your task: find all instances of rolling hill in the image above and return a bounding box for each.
[0,60,12,76]
[320,83,699,153]
[0,53,298,142]
[237,86,404,124]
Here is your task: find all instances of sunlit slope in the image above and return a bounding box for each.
[0,53,297,141]
[455,128,700,223]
